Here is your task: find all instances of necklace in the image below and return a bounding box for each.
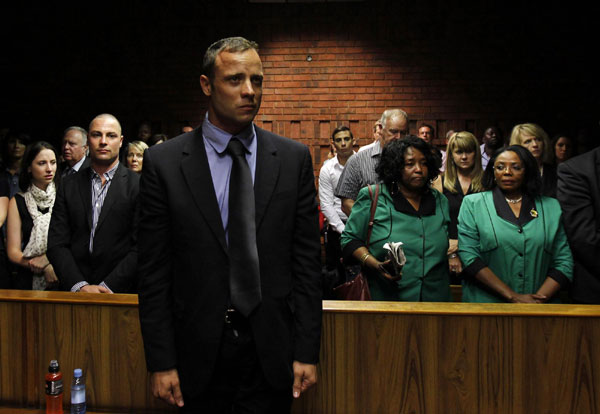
[505,196,522,204]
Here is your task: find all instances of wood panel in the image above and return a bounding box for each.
[1,291,599,413]
[292,302,600,414]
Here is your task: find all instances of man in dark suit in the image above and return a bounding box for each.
[557,146,600,304]
[59,126,90,178]
[48,113,139,293]
[137,37,322,412]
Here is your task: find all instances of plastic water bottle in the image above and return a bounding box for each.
[45,360,63,414]
[70,369,86,414]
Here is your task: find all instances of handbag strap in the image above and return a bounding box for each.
[365,184,380,248]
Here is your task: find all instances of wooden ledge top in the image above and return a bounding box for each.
[323,300,600,317]
[2,290,599,317]
[0,289,139,306]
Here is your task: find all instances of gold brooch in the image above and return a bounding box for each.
[530,209,538,218]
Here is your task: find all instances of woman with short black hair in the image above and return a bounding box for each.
[458,145,573,303]
[341,137,452,301]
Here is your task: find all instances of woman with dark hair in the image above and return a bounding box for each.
[433,131,484,278]
[6,141,59,290]
[0,131,31,198]
[551,134,575,165]
[341,137,452,301]
[147,133,168,146]
[458,145,573,303]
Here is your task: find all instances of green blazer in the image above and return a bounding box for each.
[341,184,452,302]
[457,190,573,303]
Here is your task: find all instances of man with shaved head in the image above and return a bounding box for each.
[48,113,140,293]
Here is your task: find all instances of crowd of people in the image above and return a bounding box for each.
[0,118,194,291]
[0,112,596,306]
[0,35,598,411]
[320,109,599,305]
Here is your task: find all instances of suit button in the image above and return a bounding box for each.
[518,228,523,233]
[519,253,523,257]
[518,273,523,277]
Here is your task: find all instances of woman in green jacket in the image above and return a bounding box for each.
[341,137,452,301]
[458,145,573,303]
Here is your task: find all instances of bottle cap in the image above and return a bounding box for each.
[74,368,82,377]
[49,360,59,373]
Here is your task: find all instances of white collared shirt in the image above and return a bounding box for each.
[319,153,355,234]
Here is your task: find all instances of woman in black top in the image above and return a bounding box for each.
[6,142,58,290]
[434,131,484,280]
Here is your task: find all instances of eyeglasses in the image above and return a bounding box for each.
[494,164,523,173]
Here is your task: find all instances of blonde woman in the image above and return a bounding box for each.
[509,123,557,197]
[126,140,149,173]
[434,132,484,277]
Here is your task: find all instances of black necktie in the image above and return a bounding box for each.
[226,138,261,316]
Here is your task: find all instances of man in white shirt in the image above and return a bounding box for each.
[319,126,356,289]
[358,120,381,153]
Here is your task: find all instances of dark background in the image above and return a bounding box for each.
[1,1,598,159]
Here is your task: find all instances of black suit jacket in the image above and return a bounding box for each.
[47,163,140,293]
[557,147,600,303]
[137,126,322,397]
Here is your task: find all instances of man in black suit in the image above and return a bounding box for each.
[60,126,90,177]
[137,37,322,412]
[557,146,600,303]
[48,113,139,293]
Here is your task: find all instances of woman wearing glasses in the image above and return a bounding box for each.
[457,145,573,303]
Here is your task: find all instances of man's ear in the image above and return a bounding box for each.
[200,75,212,96]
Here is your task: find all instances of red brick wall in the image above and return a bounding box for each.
[1,2,597,174]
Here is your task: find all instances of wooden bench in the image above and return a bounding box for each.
[1,290,599,413]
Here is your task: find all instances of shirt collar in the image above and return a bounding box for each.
[72,155,86,171]
[391,185,436,216]
[371,140,382,157]
[202,113,256,155]
[330,152,356,169]
[492,186,537,227]
[91,161,119,182]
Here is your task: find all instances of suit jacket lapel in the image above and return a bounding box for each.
[95,163,126,232]
[254,128,280,230]
[78,167,93,230]
[181,131,228,253]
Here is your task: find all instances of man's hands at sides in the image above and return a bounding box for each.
[292,361,317,398]
[150,362,316,404]
[151,369,184,407]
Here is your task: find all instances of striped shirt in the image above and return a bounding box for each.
[334,140,382,201]
[71,162,119,293]
[89,162,119,253]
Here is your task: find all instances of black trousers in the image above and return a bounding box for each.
[325,227,346,278]
[180,319,292,414]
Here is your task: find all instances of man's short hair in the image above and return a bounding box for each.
[202,37,259,79]
[377,109,408,129]
[63,126,88,146]
[331,125,353,140]
[89,113,122,136]
[419,123,435,137]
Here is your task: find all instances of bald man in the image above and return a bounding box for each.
[48,114,140,293]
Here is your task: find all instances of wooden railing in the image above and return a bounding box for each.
[1,290,599,413]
